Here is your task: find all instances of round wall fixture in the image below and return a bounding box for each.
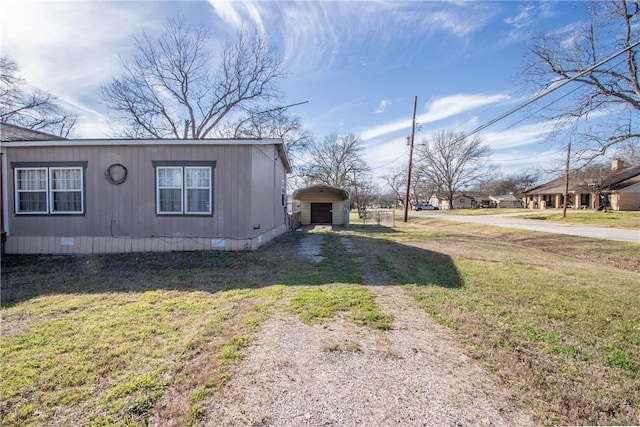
[106,163,128,185]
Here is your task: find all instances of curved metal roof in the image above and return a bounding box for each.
[292,184,349,200]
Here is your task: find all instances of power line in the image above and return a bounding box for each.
[495,54,631,135]
[370,148,409,170]
[461,39,640,141]
[256,101,309,115]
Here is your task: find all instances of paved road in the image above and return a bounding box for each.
[413,212,640,244]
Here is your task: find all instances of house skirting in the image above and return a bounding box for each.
[4,224,287,254]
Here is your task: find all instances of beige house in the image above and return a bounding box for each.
[292,184,350,227]
[523,160,640,211]
[429,192,491,210]
[1,135,291,254]
[489,194,522,208]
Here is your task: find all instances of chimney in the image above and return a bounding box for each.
[611,159,624,170]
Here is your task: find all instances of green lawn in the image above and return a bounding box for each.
[2,222,639,426]
[519,210,640,229]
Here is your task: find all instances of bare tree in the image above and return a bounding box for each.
[521,1,639,161]
[101,15,283,139]
[220,107,312,163]
[0,56,76,137]
[352,174,380,214]
[302,133,368,188]
[415,130,493,209]
[479,172,541,198]
[381,167,406,207]
[613,140,640,165]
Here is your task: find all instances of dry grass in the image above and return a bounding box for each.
[347,220,640,425]
[518,210,640,229]
[2,221,639,426]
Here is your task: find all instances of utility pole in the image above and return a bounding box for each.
[403,96,417,223]
[562,142,571,218]
[352,168,360,218]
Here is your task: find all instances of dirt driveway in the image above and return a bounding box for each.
[203,229,536,426]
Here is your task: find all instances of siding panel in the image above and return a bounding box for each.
[4,141,288,253]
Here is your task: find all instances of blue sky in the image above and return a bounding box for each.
[1,1,591,180]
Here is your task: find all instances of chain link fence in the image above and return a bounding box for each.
[358,209,397,227]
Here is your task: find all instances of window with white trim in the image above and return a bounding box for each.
[156,165,213,215]
[14,166,84,214]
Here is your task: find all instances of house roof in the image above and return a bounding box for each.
[604,165,640,191]
[1,136,292,173]
[490,194,520,202]
[524,176,588,195]
[291,184,349,201]
[525,165,640,195]
[0,122,66,142]
[461,192,490,200]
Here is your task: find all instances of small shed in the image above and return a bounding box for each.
[292,184,350,227]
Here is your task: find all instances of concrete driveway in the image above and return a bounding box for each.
[413,211,640,244]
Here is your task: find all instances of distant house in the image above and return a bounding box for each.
[523,160,640,211]
[1,131,291,254]
[292,184,350,227]
[489,194,522,209]
[429,192,490,210]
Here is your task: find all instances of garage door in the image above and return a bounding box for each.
[311,203,333,224]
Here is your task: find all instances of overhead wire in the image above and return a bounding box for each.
[458,39,640,142]
[494,54,632,135]
[369,148,409,170]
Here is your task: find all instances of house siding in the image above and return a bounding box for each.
[249,145,288,250]
[612,182,640,211]
[3,141,288,254]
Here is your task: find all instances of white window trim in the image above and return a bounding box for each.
[15,167,48,214]
[15,166,85,215]
[156,165,212,215]
[156,166,183,214]
[49,167,84,214]
[184,166,212,215]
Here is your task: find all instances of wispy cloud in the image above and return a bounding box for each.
[208,1,500,75]
[208,0,265,32]
[504,5,536,29]
[375,100,392,114]
[483,121,557,150]
[0,0,170,136]
[361,93,510,141]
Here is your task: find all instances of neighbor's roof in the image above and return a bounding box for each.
[0,122,66,142]
[524,176,588,195]
[461,192,490,200]
[292,184,350,201]
[489,194,520,202]
[603,166,640,191]
[524,166,640,194]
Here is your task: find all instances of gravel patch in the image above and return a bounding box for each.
[297,233,324,263]
[203,289,536,426]
[202,230,536,426]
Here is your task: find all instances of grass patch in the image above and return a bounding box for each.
[2,222,639,426]
[350,220,640,426]
[519,210,640,229]
[426,208,527,215]
[412,218,640,272]
[288,284,392,330]
[1,246,289,427]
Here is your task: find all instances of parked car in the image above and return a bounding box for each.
[413,203,439,211]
